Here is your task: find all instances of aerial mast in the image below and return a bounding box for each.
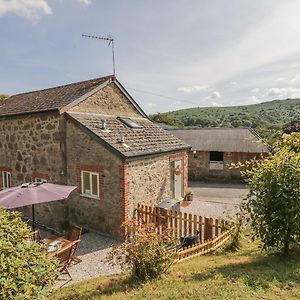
[82,34,116,75]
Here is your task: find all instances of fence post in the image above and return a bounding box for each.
[204,217,213,241]
[179,211,183,238]
[183,212,188,236]
[199,216,203,242]
[188,213,193,235]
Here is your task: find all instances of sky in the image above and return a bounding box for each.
[1,0,300,114]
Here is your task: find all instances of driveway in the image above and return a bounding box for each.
[176,181,248,220]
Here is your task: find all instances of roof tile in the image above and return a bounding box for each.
[68,112,190,158]
[0,76,112,117]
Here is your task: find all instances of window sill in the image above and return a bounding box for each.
[80,194,100,200]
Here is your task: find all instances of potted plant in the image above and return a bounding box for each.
[184,190,194,201]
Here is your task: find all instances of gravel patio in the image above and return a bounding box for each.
[52,231,122,288]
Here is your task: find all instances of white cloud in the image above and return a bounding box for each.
[203,91,222,105]
[0,0,52,21]
[251,88,260,93]
[286,87,300,97]
[147,103,157,107]
[78,0,92,5]
[177,85,209,93]
[276,77,287,81]
[168,2,300,93]
[290,75,300,83]
[266,87,287,97]
[209,91,222,100]
[247,96,260,104]
[264,86,300,99]
[211,101,223,107]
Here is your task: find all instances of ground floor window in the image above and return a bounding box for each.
[209,151,224,162]
[2,171,12,189]
[209,151,224,170]
[81,171,99,198]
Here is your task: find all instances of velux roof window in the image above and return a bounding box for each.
[118,117,140,128]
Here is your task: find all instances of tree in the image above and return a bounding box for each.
[0,209,59,299]
[241,133,300,255]
[149,113,183,127]
[0,94,9,101]
[283,120,300,134]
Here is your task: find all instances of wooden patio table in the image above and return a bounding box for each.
[42,236,73,256]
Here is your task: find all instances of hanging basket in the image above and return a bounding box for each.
[174,167,182,175]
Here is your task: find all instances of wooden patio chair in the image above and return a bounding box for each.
[54,240,79,287]
[30,229,41,242]
[66,225,82,263]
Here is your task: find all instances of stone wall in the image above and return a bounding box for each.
[69,83,142,118]
[66,119,124,237]
[127,151,188,218]
[0,112,68,229]
[188,151,260,180]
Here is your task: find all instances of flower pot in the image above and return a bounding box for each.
[185,194,193,201]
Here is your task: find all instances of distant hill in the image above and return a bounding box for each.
[150,98,300,143]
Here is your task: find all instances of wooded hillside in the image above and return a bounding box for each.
[151,98,300,142]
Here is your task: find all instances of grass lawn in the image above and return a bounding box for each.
[49,235,300,300]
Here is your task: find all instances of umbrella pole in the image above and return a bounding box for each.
[32,204,35,231]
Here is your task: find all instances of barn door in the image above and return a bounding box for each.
[171,160,183,200]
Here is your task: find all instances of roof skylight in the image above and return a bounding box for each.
[118,117,140,128]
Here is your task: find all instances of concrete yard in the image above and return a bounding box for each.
[175,181,248,219]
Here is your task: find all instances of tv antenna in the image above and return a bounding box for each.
[82,34,116,75]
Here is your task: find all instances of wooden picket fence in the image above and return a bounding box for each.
[175,227,234,262]
[134,203,235,261]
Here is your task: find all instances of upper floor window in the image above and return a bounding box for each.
[2,171,12,189]
[81,171,99,198]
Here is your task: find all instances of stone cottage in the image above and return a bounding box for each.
[168,128,270,181]
[0,75,190,237]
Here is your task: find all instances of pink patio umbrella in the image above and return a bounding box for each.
[0,182,77,230]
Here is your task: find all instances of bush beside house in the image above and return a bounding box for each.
[0,209,59,300]
[242,132,300,254]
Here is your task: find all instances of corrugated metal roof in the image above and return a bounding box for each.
[168,128,270,153]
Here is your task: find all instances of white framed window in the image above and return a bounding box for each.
[2,171,12,189]
[81,171,99,198]
[34,178,47,183]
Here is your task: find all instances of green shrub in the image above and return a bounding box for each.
[241,133,300,254]
[107,221,175,281]
[0,209,59,300]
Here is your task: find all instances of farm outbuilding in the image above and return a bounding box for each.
[168,128,270,181]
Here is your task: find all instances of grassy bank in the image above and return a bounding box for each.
[49,236,300,300]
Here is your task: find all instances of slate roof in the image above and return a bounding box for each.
[168,128,270,153]
[0,76,113,117]
[67,112,191,158]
